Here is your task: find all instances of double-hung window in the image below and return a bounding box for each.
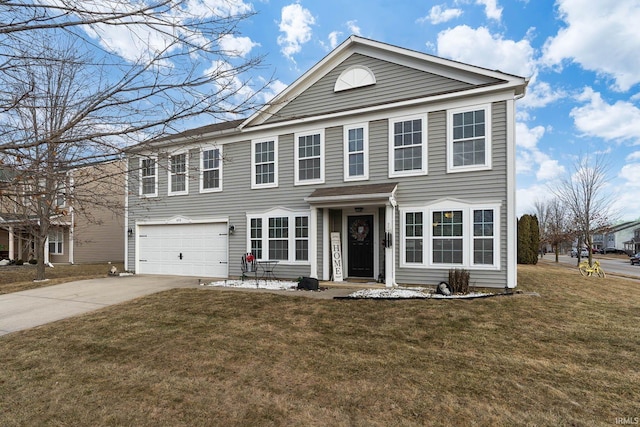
[140,157,157,197]
[201,147,222,192]
[344,123,369,181]
[389,115,427,177]
[252,138,278,188]
[247,210,310,263]
[400,201,499,269]
[169,153,188,195]
[48,228,63,255]
[448,104,491,172]
[295,130,324,185]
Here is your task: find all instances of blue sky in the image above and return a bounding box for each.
[90,0,640,221]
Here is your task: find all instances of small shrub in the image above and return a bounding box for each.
[15,259,24,265]
[448,268,470,294]
[28,259,37,265]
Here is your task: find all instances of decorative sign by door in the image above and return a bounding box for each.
[330,232,343,282]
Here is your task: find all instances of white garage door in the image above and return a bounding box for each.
[137,223,228,278]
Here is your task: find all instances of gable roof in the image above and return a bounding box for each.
[241,35,528,129]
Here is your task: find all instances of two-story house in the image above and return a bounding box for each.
[125,36,528,289]
[0,159,125,264]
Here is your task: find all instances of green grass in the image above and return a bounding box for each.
[0,262,638,426]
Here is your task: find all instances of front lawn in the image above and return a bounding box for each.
[0,263,637,426]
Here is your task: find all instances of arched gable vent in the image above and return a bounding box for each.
[334,65,376,92]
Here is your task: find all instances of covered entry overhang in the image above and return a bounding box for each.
[305,183,398,287]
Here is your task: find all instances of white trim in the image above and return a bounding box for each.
[334,65,376,92]
[139,156,158,198]
[251,137,279,189]
[343,122,369,182]
[245,208,311,265]
[294,129,325,186]
[199,146,223,193]
[124,170,129,271]
[506,98,517,288]
[388,113,428,178]
[168,151,189,196]
[399,200,501,270]
[447,104,492,173]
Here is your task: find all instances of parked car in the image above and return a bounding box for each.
[630,253,640,265]
[570,248,589,258]
[604,247,623,254]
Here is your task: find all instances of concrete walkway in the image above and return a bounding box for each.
[0,275,374,336]
[0,275,202,336]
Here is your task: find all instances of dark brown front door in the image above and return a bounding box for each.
[347,215,374,278]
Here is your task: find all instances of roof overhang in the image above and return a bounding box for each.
[304,183,398,208]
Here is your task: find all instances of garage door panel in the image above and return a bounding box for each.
[138,223,228,277]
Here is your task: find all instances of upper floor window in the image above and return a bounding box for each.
[48,228,63,255]
[140,157,157,197]
[344,123,369,181]
[252,138,278,189]
[169,153,188,195]
[200,147,222,192]
[295,130,324,185]
[389,115,427,177]
[447,105,491,172]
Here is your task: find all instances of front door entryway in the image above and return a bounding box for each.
[347,215,374,278]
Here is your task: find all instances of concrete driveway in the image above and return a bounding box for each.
[0,275,203,336]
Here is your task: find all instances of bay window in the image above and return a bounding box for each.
[247,210,310,263]
[400,202,499,269]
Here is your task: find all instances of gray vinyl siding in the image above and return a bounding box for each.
[266,54,477,124]
[128,100,510,288]
[128,136,321,280]
[390,102,508,288]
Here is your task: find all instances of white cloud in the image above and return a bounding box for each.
[476,0,502,21]
[518,80,565,110]
[542,0,640,92]
[346,20,362,36]
[328,31,343,49]
[437,25,536,78]
[626,151,640,162]
[259,79,289,104]
[516,122,565,181]
[417,5,463,24]
[71,0,254,63]
[277,3,316,61]
[619,163,640,186]
[570,87,640,145]
[218,34,259,58]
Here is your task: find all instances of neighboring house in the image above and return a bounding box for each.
[125,36,528,289]
[593,220,640,254]
[0,159,125,264]
[625,227,640,254]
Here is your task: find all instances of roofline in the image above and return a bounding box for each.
[240,35,528,129]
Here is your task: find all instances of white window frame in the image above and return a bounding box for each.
[343,122,369,182]
[200,146,222,193]
[48,228,64,255]
[139,156,158,198]
[400,200,500,270]
[251,137,279,189]
[168,152,189,196]
[388,114,428,178]
[246,208,310,264]
[447,104,492,173]
[294,129,325,186]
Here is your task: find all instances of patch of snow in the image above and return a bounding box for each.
[347,287,494,299]
[204,279,299,291]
